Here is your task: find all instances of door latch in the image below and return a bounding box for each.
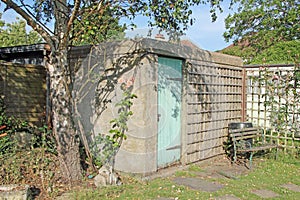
[157,114,161,122]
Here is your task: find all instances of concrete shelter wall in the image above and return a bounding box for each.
[73,40,159,174]
[112,56,158,174]
[73,38,243,174]
[136,39,243,165]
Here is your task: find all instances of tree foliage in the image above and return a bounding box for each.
[219,44,255,63]
[0,0,223,45]
[220,40,300,64]
[0,14,42,47]
[224,0,300,51]
[71,5,125,46]
[251,40,300,64]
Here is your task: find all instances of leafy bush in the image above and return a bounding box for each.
[0,96,58,198]
[0,96,56,156]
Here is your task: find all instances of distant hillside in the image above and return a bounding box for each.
[219,40,300,65]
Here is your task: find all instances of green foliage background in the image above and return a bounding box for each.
[0,14,43,47]
[220,40,300,64]
[251,40,300,64]
[224,0,299,51]
[221,0,299,65]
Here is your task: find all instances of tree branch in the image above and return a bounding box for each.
[64,0,81,46]
[19,0,54,36]
[1,0,54,48]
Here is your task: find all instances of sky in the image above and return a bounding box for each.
[0,1,233,52]
[124,3,233,51]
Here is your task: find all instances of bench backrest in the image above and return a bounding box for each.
[228,127,260,142]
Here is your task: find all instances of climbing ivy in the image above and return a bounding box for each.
[90,79,137,168]
[256,60,300,151]
[109,81,137,145]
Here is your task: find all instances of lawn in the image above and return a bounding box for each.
[71,155,300,200]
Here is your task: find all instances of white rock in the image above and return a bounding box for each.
[94,165,122,187]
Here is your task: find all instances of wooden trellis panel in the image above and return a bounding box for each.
[185,60,243,163]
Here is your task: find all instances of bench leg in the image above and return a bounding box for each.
[249,152,253,169]
[233,147,237,163]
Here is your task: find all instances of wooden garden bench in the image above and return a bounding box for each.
[228,127,278,168]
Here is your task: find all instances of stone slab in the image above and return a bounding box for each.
[0,184,30,200]
[281,183,300,192]
[173,177,224,192]
[251,189,280,198]
[215,194,240,200]
[156,198,175,200]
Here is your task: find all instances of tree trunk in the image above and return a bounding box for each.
[48,48,82,181]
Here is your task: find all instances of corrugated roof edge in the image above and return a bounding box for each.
[0,43,48,53]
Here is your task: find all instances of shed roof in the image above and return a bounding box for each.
[0,43,47,65]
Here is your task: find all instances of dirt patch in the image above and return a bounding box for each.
[145,156,251,181]
[193,156,250,180]
[170,157,250,192]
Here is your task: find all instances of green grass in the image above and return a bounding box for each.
[187,164,203,172]
[214,159,300,199]
[173,164,203,177]
[71,157,300,200]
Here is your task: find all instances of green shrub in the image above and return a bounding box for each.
[0,96,56,156]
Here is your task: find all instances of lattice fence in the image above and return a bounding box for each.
[246,64,300,152]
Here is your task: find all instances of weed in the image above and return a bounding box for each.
[0,95,58,198]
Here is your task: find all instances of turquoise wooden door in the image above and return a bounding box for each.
[157,57,182,168]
